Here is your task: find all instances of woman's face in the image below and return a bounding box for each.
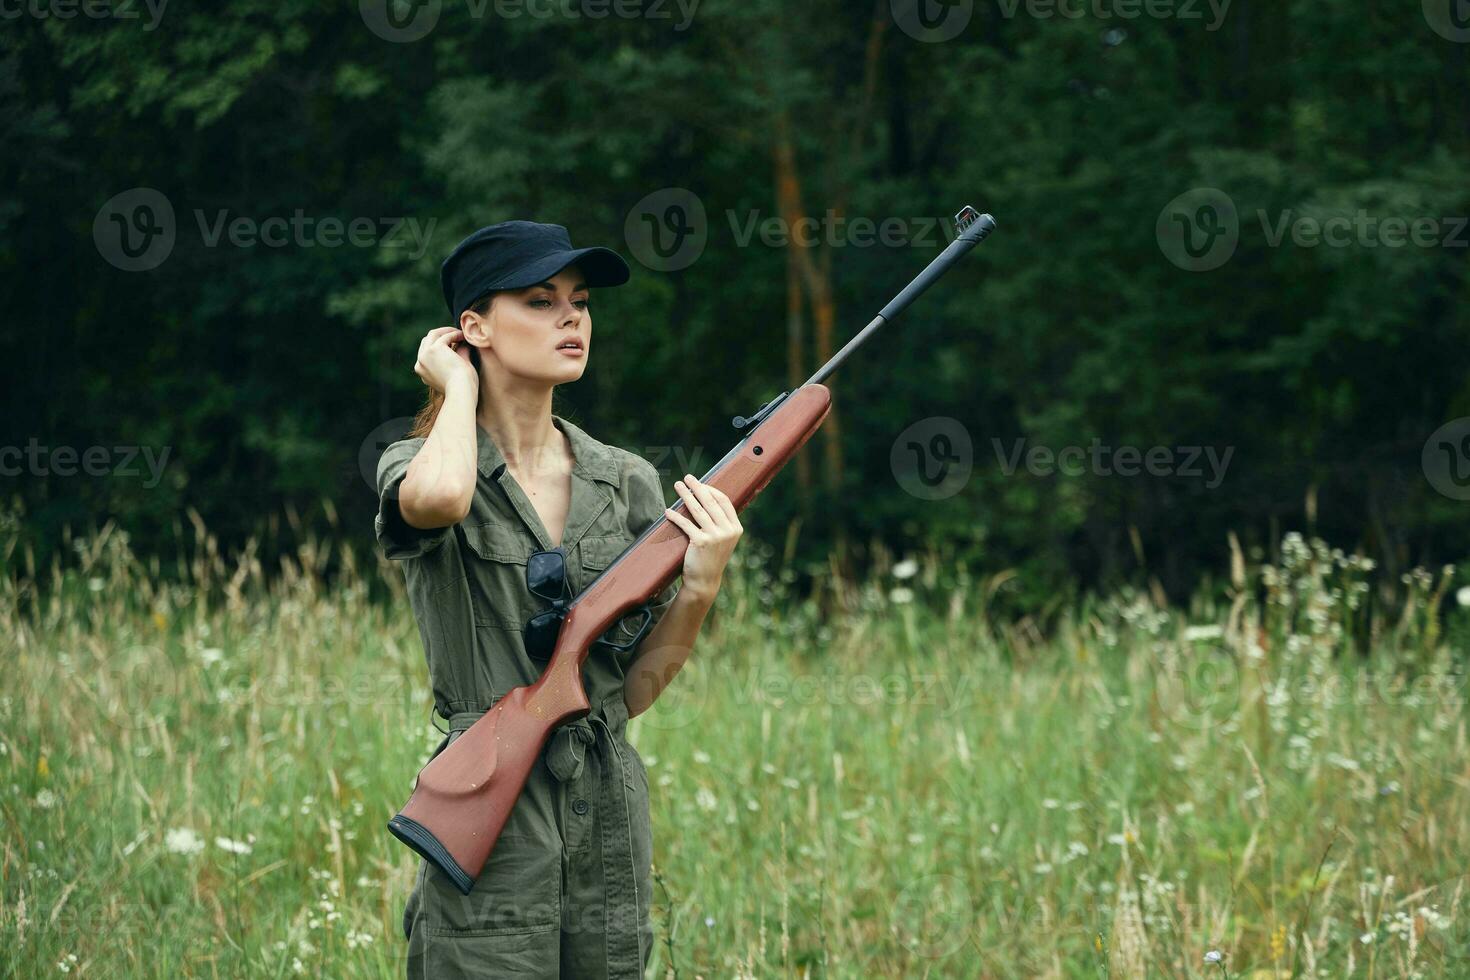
[462,264,592,388]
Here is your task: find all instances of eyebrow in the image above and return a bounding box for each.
[529,280,589,292]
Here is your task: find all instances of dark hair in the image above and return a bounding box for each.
[406,291,495,439]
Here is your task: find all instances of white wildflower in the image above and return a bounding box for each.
[165,827,205,855]
[1184,625,1223,641]
[1204,949,1223,964]
[35,789,58,810]
[889,586,914,604]
[215,836,252,855]
[892,559,919,580]
[199,647,225,666]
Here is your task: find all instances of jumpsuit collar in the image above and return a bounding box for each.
[473,414,622,553]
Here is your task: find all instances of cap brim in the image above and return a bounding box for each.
[498,247,631,290]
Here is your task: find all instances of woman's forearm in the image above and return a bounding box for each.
[623,580,718,719]
[401,376,479,527]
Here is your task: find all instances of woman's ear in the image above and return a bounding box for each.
[459,304,492,349]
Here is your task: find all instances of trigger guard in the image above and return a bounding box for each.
[596,606,653,652]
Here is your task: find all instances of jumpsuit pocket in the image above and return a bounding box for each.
[418,832,562,976]
[423,832,561,935]
[460,523,535,630]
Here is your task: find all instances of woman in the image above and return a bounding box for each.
[374,220,741,979]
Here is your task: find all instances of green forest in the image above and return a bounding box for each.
[5,0,1469,604]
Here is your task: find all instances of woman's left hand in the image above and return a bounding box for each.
[663,473,742,599]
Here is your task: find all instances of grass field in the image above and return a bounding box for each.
[3,519,1469,978]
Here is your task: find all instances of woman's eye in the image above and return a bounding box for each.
[573,299,590,310]
[529,299,552,308]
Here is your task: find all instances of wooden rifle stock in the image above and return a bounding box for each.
[388,384,833,894]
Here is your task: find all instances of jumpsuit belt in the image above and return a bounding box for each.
[443,690,644,976]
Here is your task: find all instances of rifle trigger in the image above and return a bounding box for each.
[596,605,654,652]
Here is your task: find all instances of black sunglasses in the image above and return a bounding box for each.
[522,546,656,663]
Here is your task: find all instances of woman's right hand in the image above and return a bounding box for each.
[415,326,479,396]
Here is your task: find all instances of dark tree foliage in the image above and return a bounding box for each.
[2,0,1467,604]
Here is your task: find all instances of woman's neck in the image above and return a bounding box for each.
[476,387,568,477]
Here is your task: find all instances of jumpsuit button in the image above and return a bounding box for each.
[572,798,589,815]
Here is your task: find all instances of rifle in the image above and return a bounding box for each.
[388,205,998,894]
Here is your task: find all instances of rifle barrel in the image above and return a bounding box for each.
[804,211,995,388]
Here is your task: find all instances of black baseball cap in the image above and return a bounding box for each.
[440,220,631,321]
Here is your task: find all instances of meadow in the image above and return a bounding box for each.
[3,517,1468,978]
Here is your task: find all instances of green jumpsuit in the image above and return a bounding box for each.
[374,414,678,980]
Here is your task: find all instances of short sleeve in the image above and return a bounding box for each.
[625,458,679,629]
[374,438,452,561]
